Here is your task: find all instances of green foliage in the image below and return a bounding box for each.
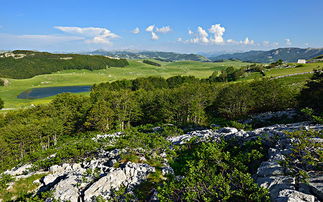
[158,140,270,201]
[281,130,323,187]
[208,66,246,82]
[0,50,129,79]
[143,60,161,66]
[0,174,14,192]
[301,108,323,124]
[0,173,46,201]
[298,68,323,113]
[0,98,3,109]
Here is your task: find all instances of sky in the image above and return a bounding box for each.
[0,0,323,54]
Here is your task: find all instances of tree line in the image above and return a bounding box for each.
[0,50,129,79]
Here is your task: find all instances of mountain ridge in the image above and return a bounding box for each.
[210,47,323,63]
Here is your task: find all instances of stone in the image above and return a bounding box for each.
[161,167,174,176]
[257,161,285,177]
[277,189,315,202]
[53,175,80,202]
[217,127,238,134]
[307,172,323,201]
[257,176,295,199]
[4,164,32,176]
[84,169,126,201]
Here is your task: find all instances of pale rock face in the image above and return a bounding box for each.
[53,175,80,202]
[277,189,315,202]
[84,169,126,201]
[4,164,32,176]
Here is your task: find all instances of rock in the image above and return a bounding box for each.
[307,172,323,201]
[4,164,32,176]
[161,167,174,176]
[84,169,126,201]
[49,165,64,174]
[217,127,238,134]
[276,189,315,202]
[42,174,59,186]
[257,161,285,177]
[53,175,80,202]
[83,163,155,201]
[107,159,118,167]
[257,176,295,199]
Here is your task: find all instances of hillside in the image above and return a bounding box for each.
[210,48,323,63]
[85,50,211,62]
[0,50,129,79]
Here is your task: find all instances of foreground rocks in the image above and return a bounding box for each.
[2,122,322,201]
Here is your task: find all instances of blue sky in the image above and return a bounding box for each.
[0,0,322,53]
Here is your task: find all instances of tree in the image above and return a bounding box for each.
[214,83,254,119]
[298,68,323,113]
[0,98,3,109]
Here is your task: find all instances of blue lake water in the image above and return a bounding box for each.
[17,85,92,99]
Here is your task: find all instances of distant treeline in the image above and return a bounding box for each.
[143,60,161,66]
[0,50,129,79]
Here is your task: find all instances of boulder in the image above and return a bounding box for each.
[257,161,285,177]
[276,189,315,202]
[53,175,80,202]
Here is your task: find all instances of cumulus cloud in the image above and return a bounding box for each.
[241,37,255,45]
[145,25,155,32]
[151,32,159,40]
[188,30,193,35]
[177,37,183,42]
[263,41,270,46]
[131,27,140,34]
[54,26,119,45]
[209,24,225,44]
[195,26,209,43]
[285,38,292,46]
[156,26,171,33]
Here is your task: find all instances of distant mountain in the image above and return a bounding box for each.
[210,48,323,63]
[85,50,210,62]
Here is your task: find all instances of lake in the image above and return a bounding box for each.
[17,85,92,99]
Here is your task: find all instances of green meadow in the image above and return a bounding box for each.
[0,60,321,108]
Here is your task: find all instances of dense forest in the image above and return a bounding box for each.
[0,50,129,79]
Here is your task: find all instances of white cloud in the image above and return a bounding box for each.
[196,26,209,43]
[145,25,155,32]
[273,42,279,46]
[177,37,183,42]
[241,37,255,45]
[285,38,292,46]
[209,24,225,44]
[156,26,171,33]
[188,30,193,35]
[54,26,119,45]
[151,32,159,40]
[131,27,140,34]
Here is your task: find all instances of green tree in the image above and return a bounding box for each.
[298,68,323,113]
[0,98,4,109]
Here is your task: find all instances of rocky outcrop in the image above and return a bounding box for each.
[2,122,322,201]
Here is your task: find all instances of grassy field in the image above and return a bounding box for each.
[0,60,250,108]
[0,60,321,108]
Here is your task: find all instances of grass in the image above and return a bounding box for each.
[0,173,47,201]
[0,60,250,108]
[0,60,320,108]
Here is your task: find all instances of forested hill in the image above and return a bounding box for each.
[85,50,210,62]
[0,50,129,79]
[210,48,323,63]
